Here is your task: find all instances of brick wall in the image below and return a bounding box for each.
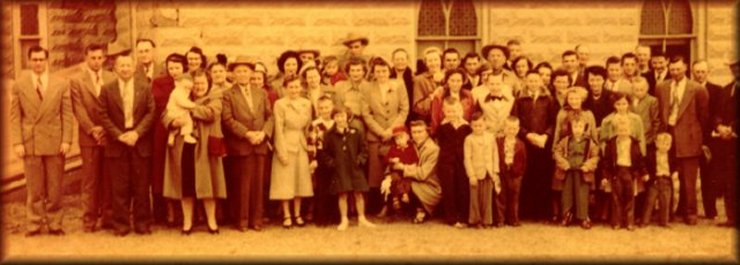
[2,3,13,79]
[135,1,416,77]
[486,1,642,69]
[706,1,736,86]
[46,0,117,72]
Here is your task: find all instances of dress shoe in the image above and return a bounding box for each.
[580,219,592,230]
[560,212,573,227]
[685,217,698,226]
[626,225,635,231]
[510,221,521,227]
[294,216,305,227]
[49,229,65,236]
[25,230,41,237]
[208,227,220,234]
[717,221,735,228]
[251,225,262,232]
[135,227,152,235]
[181,228,192,236]
[113,230,130,237]
[611,225,620,230]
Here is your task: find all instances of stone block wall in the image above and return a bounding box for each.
[486,1,642,69]
[2,3,13,79]
[134,1,416,77]
[706,1,736,86]
[46,0,117,72]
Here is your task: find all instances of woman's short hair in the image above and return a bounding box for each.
[186,46,208,70]
[277,50,303,74]
[190,69,212,95]
[165,53,189,75]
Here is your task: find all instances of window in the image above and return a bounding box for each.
[416,0,481,60]
[639,0,695,61]
[12,1,48,78]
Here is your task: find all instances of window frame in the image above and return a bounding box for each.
[12,0,48,79]
[414,0,486,60]
[637,0,699,62]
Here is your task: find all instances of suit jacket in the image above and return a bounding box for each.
[645,148,676,181]
[390,67,414,111]
[643,70,668,96]
[361,80,409,142]
[583,88,614,127]
[704,81,724,140]
[496,136,527,178]
[10,70,74,156]
[135,61,165,83]
[412,72,439,119]
[713,81,737,132]
[221,84,275,156]
[656,78,709,158]
[98,77,155,158]
[69,66,116,147]
[631,95,660,144]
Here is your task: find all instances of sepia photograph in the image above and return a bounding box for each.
[0,0,737,263]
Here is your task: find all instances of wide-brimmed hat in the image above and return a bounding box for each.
[481,44,510,59]
[228,55,256,71]
[296,47,321,58]
[342,32,369,47]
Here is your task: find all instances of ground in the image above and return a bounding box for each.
[1,180,737,262]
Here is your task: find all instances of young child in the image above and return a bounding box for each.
[321,56,348,86]
[603,116,648,231]
[436,97,473,228]
[307,96,337,226]
[495,116,527,227]
[381,125,418,214]
[552,112,600,229]
[318,106,375,231]
[166,76,197,146]
[640,133,676,228]
[463,112,500,228]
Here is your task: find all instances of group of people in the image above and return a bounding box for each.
[11,32,737,238]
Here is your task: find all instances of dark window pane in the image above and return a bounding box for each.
[640,0,665,35]
[668,0,692,34]
[449,0,476,36]
[20,39,40,69]
[418,0,446,36]
[20,4,39,35]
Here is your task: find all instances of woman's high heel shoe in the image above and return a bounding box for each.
[207,226,219,234]
[282,216,293,229]
[294,216,305,227]
[181,228,192,236]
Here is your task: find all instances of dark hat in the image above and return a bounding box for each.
[228,55,256,71]
[481,44,510,59]
[342,32,369,47]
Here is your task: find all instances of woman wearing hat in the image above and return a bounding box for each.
[222,56,274,231]
[162,69,227,235]
[151,53,189,227]
[271,50,303,98]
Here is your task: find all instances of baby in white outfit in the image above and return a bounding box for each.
[166,77,197,146]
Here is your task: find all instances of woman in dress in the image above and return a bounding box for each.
[270,75,314,228]
[151,53,189,226]
[162,70,227,234]
[429,68,475,135]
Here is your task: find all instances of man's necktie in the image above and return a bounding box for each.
[36,77,43,101]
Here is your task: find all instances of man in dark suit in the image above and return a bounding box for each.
[561,50,587,87]
[10,46,73,237]
[135,38,164,82]
[643,51,668,96]
[712,58,738,227]
[691,60,725,220]
[70,44,117,232]
[655,56,709,225]
[98,52,156,236]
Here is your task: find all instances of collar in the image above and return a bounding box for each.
[32,70,48,81]
[672,76,687,88]
[518,86,550,99]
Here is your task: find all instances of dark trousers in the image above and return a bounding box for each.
[220,156,235,225]
[701,140,724,218]
[521,145,553,220]
[24,155,65,232]
[642,177,672,226]
[674,156,700,220]
[313,168,339,226]
[611,167,635,227]
[714,138,737,223]
[561,170,590,220]
[107,148,152,233]
[232,155,265,229]
[496,168,522,224]
[438,159,469,224]
[80,146,112,229]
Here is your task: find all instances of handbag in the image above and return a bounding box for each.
[208,136,227,157]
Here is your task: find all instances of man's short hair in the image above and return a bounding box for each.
[552,68,572,84]
[85,44,106,55]
[27,45,48,58]
[585,65,607,79]
[562,50,578,59]
[621,53,638,64]
[136,38,156,48]
[605,56,621,67]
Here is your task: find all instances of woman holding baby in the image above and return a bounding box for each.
[162,69,227,235]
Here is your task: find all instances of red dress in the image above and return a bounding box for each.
[384,143,419,195]
[150,75,175,195]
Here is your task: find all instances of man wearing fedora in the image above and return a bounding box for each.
[339,32,372,71]
[221,56,274,231]
[481,44,519,96]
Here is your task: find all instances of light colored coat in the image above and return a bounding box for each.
[362,80,409,142]
[270,97,313,199]
[631,95,660,144]
[404,138,442,214]
[11,70,73,155]
[162,92,227,199]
